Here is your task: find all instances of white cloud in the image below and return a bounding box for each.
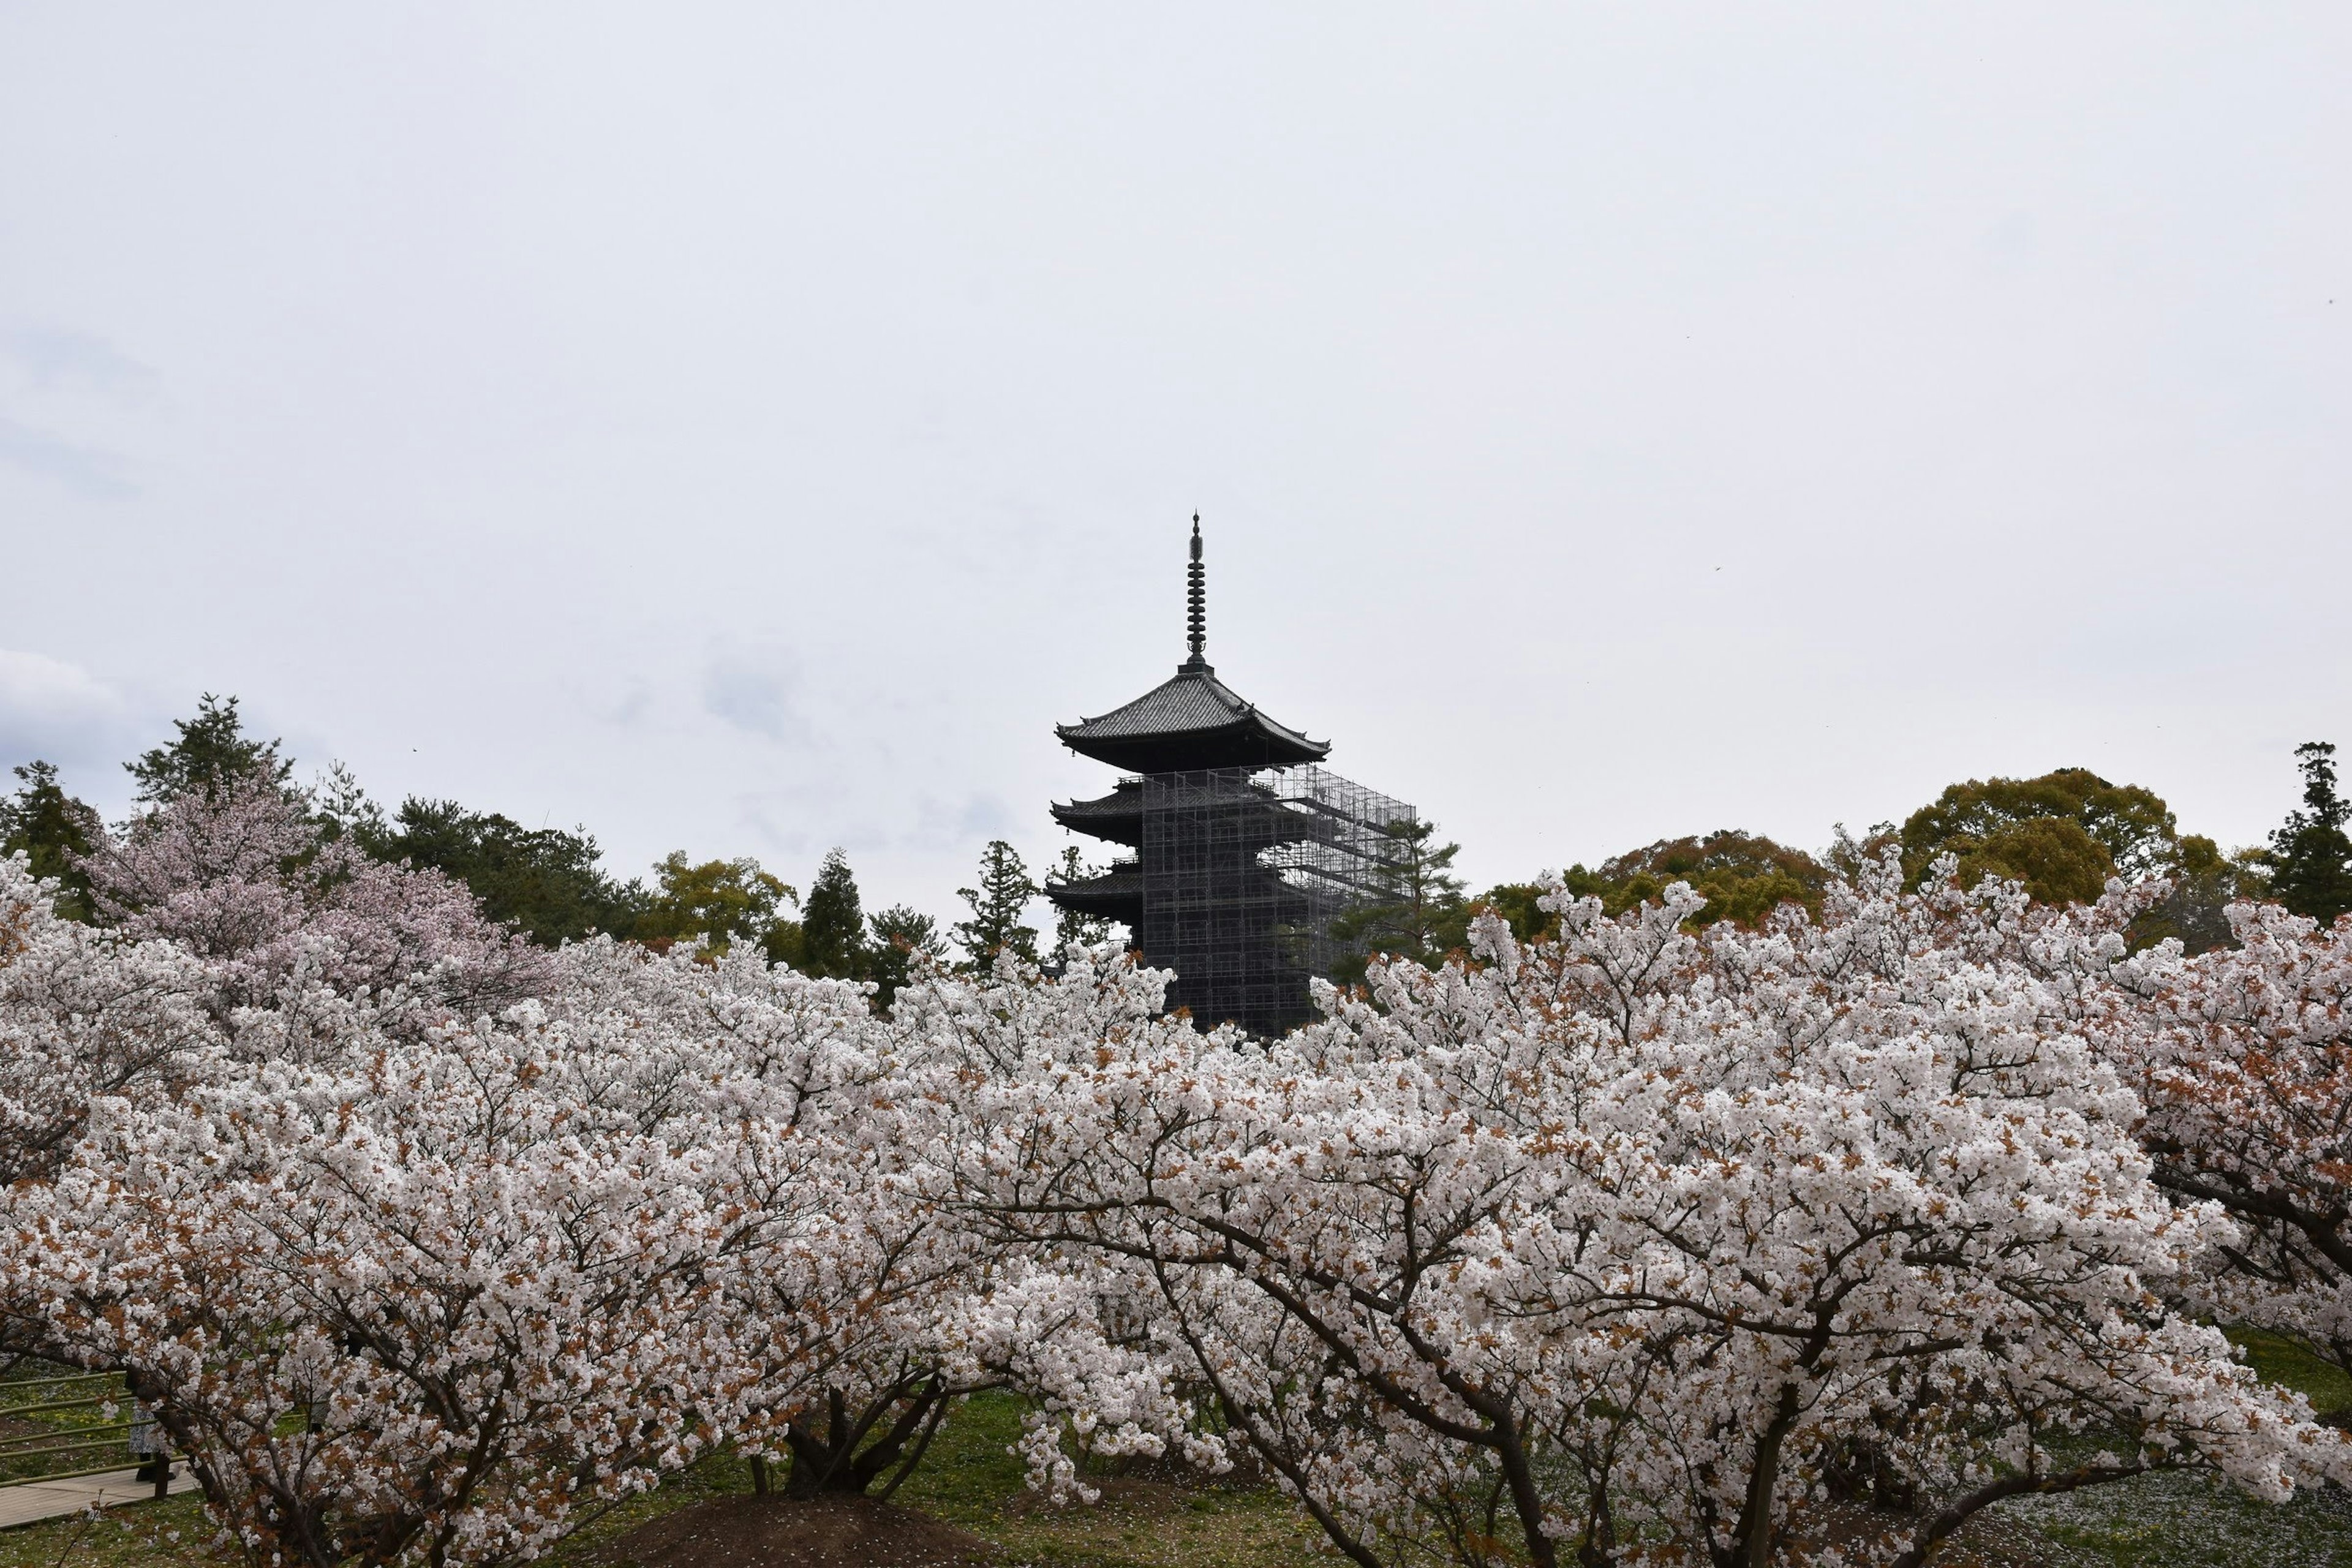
[701,646,810,747]
[0,649,130,774]
[0,415,136,498]
[0,328,157,403]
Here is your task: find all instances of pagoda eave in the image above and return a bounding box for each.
[1056,723,1330,774]
[1050,784,1146,846]
[1047,868,1145,923]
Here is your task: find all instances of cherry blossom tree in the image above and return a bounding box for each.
[551,937,981,1500]
[80,771,551,1028]
[2094,898,2352,1376]
[573,938,1183,1504]
[926,868,2348,1568]
[0,854,219,1187]
[890,948,1239,1500]
[5,934,1031,1564]
[12,1000,745,1567]
[20,797,2352,1568]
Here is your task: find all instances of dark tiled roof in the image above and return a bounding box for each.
[1054,781,1143,817]
[1052,782,1145,846]
[1046,861,1145,921]
[1057,661,1328,771]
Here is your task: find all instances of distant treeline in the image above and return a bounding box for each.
[6,695,2349,988]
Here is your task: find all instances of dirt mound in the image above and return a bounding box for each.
[600,1494,996,1568]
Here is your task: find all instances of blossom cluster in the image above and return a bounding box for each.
[914,864,2352,1567]
[9,815,2352,1567]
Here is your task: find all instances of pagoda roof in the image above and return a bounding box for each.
[1051,780,1144,846]
[1057,658,1330,773]
[1046,861,1144,922]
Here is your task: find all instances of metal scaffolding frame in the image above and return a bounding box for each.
[1133,765,1417,1036]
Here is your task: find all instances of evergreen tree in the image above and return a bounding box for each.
[0,761,102,920]
[371,797,646,946]
[2269,742,2352,927]
[867,903,946,1009]
[315,762,389,845]
[1048,844,1113,955]
[799,848,869,979]
[126,693,293,805]
[1329,817,1469,982]
[952,840,1039,970]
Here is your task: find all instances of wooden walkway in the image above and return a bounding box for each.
[0,1463,196,1529]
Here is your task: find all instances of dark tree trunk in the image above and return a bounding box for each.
[782,1378,949,1498]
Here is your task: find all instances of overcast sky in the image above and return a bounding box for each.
[2,6,2346,922]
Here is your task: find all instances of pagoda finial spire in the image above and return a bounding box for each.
[1185,512,1207,668]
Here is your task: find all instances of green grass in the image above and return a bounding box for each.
[0,1370,139,1488]
[1998,1469,2352,1567]
[2229,1327,2352,1417]
[13,1374,2352,1567]
[0,1489,213,1568]
[884,1392,1322,1568]
[0,1396,1319,1568]
[545,1393,1322,1568]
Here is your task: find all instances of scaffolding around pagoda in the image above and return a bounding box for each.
[1046,515,1423,1038]
[1133,765,1417,1036]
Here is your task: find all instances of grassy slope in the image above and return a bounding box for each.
[9,1365,2352,1567]
[1981,1329,2352,1568]
[543,1395,1324,1568]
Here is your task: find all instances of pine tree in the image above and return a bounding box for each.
[800,848,869,979]
[2269,742,2352,927]
[371,797,645,946]
[1329,817,1469,982]
[952,840,1039,970]
[126,693,293,805]
[867,903,946,1008]
[0,761,102,920]
[1049,844,1112,956]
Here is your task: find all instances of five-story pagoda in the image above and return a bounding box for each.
[1048,518,1416,1036]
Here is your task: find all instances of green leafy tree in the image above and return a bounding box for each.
[368,797,645,946]
[0,761,102,920]
[799,848,869,980]
[952,840,1039,970]
[867,903,946,1009]
[1475,881,1555,946]
[1561,829,1830,930]
[1897,767,2180,905]
[126,693,293,805]
[2139,832,2266,955]
[1330,818,1469,983]
[634,853,801,962]
[1047,845,1113,955]
[2267,741,2352,927]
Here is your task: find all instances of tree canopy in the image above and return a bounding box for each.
[1329,817,1469,982]
[368,797,646,946]
[633,852,801,963]
[124,692,293,805]
[952,840,1039,969]
[0,761,100,920]
[1561,829,1829,930]
[799,848,869,980]
[867,903,945,1008]
[1896,766,2180,903]
[2267,742,2352,927]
